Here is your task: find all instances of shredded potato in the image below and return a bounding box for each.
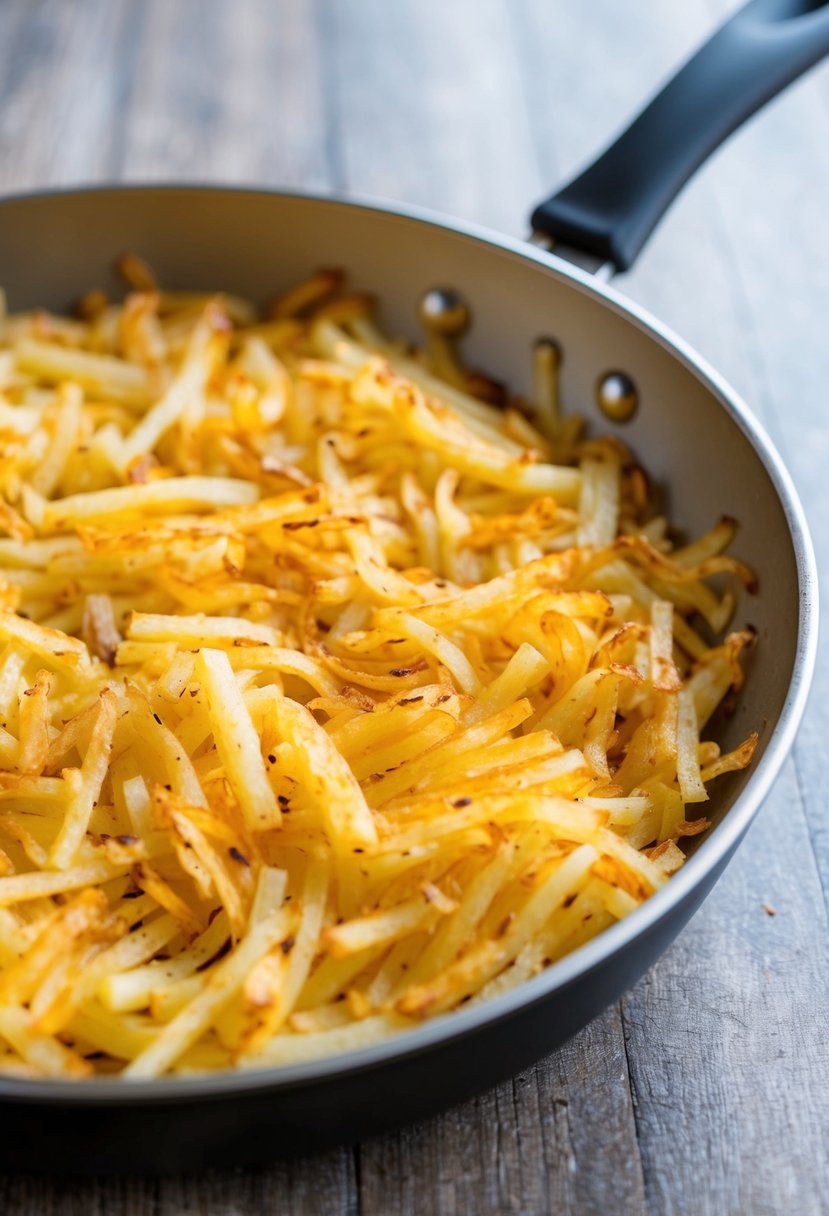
[0,265,758,1078]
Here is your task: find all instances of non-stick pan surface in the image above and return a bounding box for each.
[0,0,824,1174]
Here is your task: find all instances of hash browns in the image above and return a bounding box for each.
[0,264,756,1077]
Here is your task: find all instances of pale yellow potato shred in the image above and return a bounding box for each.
[0,264,757,1078]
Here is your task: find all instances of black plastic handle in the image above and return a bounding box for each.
[531,0,829,271]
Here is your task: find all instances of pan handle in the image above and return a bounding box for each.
[530,0,829,272]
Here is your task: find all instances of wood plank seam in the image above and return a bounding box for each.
[618,997,649,1207]
[313,0,347,194]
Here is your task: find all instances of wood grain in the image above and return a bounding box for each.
[0,1,826,1212]
[358,1006,647,1216]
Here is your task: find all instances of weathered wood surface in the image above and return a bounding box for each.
[0,1,827,1212]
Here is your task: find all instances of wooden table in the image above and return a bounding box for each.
[0,1,827,1212]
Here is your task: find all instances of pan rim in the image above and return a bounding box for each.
[0,182,818,1104]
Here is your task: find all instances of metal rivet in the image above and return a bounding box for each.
[595,371,638,422]
[419,288,470,338]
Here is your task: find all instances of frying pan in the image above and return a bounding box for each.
[0,0,825,1175]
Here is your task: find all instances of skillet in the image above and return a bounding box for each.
[0,0,825,1174]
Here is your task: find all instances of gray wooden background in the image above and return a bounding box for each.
[0,1,827,1213]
